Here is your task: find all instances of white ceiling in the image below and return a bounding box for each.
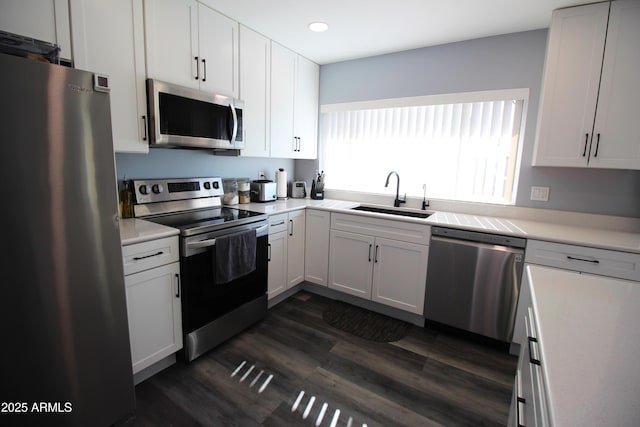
[202,0,603,65]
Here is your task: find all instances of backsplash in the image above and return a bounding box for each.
[115,149,296,183]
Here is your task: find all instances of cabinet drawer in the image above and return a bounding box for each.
[122,236,179,276]
[268,213,288,234]
[331,213,430,245]
[525,240,640,281]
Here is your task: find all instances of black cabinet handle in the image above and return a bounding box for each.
[133,251,163,261]
[368,244,372,262]
[528,336,541,366]
[289,219,293,236]
[175,273,180,298]
[516,397,526,427]
[582,133,589,157]
[594,133,600,157]
[374,245,379,263]
[202,58,207,82]
[268,243,272,262]
[141,115,147,141]
[567,255,599,264]
[194,56,199,80]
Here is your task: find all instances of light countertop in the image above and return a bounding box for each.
[119,218,179,246]
[526,265,640,426]
[121,198,640,253]
[238,199,640,254]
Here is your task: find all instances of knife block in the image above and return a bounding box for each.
[310,179,324,200]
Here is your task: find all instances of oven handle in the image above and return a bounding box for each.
[186,224,269,250]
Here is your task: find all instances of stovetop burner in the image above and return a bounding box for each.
[149,207,266,236]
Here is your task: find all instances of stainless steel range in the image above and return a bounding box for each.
[133,177,269,361]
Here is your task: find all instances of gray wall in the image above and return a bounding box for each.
[305,29,640,218]
[116,149,294,183]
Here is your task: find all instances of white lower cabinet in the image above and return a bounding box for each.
[121,235,182,377]
[267,210,305,300]
[304,209,331,286]
[509,306,549,427]
[328,213,430,315]
[125,262,182,374]
[267,230,287,299]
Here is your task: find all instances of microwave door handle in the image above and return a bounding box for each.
[229,103,238,145]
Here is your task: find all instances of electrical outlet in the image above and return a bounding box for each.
[530,186,549,202]
[258,171,265,180]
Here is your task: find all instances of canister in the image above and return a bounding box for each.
[238,177,250,204]
[222,178,238,205]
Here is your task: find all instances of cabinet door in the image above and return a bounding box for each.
[239,25,271,157]
[125,262,182,374]
[70,0,148,153]
[197,3,238,97]
[304,209,330,286]
[144,0,198,89]
[268,231,287,299]
[287,210,306,287]
[371,237,429,315]
[328,230,374,299]
[532,2,609,167]
[293,55,319,159]
[0,0,72,62]
[269,41,296,158]
[590,0,640,169]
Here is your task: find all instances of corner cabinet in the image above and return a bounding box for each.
[144,0,239,97]
[533,0,640,169]
[304,209,331,286]
[70,0,148,153]
[270,42,319,159]
[121,236,182,379]
[329,213,430,315]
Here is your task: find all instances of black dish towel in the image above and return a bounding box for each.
[215,229,257,284]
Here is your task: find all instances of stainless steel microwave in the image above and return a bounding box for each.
[146,79,244,151]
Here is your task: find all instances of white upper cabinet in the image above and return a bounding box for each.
[533,1,640,169]
[0,0,72,62]
[239,25,271,157]
[589,0,640,169]
[270,42,319,159]
[144,0,239,97]
[70,0,149,153]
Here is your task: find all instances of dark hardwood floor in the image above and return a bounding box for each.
[133,291,517,427]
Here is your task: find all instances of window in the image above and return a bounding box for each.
[320,89,528,205]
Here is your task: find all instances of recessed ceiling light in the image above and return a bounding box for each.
[308,21,329,32]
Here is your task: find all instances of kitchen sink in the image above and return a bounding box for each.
[351,205,433,219]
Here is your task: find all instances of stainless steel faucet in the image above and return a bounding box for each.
[385,171,406,207]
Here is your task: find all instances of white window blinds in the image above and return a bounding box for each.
[321,90,527,204]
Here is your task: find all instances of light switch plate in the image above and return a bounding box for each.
[530,186,549,201]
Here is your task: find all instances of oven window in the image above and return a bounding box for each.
[180,234,268,334]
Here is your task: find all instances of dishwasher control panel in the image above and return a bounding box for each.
[431,226,526,249]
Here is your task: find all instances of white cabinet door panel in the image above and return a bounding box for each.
[268,231,287,299]
[372,237,429,315]
[287,210,306,287]
[125,262,182,374]
[269,42,296,158]
[305,209,331,286]
[329,230,374,299]
[590,0,640,169]
[532,3,609,167]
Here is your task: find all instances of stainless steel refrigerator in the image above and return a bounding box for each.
[0,53,135,425]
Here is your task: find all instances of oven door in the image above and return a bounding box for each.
[180,222,268,360]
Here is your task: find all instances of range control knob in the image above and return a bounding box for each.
[203,181,211,190]
[152,184,164,194]
[212,180,220,189]
[138,184,149,195]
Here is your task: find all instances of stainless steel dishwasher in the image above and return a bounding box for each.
[424,226,526,342]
